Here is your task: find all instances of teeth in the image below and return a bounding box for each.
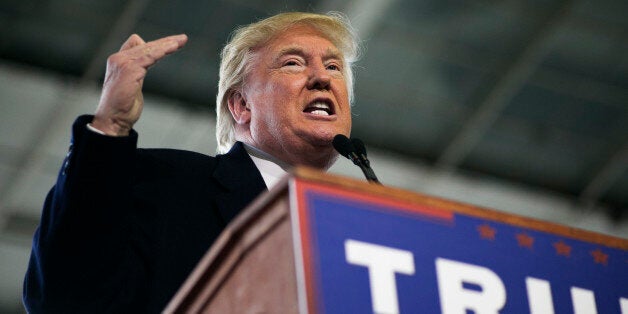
[305,102,332,115]
[310,102,330,110]
[310,110,329,116]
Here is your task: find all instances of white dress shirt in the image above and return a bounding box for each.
[242,143,289,189]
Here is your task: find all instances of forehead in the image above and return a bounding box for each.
[257,24,342,57]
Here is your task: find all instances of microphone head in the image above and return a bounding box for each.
[332,134,355,158]
[351,138,367,156]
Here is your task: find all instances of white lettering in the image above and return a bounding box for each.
[526,277,555,314]
[571,287,597,314]
[345,239,415,314]
[435,258,506,314]
[620,297,628,314]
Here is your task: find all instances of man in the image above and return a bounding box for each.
[23,12,359,313]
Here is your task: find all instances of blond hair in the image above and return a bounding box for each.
[215,11,360,153]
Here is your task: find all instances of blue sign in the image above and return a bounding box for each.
[293,181,628,314]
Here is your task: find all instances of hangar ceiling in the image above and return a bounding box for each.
[3,0,626,215]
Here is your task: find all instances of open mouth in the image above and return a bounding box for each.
[303,100,335,116]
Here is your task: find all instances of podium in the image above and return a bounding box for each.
[165,168,628,313]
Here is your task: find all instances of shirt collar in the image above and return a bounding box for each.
[242,143,290,189]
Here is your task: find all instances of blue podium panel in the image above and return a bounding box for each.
[291,180,628,314]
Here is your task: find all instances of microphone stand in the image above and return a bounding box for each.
[333,135,382,185]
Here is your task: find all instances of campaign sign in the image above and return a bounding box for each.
[291,180,628,314]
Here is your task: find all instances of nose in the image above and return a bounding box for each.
[306,62,331,91]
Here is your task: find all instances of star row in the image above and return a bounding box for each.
[476,223,612,266]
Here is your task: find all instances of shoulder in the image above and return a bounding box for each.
[135,148,219,178]
[138,148,216,163]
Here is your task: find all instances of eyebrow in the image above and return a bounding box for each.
[273,45,343,63]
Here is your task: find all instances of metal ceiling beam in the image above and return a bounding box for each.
[363,14,627,107]
[435,0,575,170]
[531,68,628,109]
[317,0,399,38]
[579,138,628,210]
[83,0,151,81]
[520,69,628,210]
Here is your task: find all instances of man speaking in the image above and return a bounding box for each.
[23,12,359,313]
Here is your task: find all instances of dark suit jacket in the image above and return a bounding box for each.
[23,115,267,313]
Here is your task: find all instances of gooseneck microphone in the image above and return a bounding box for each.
[333,134,381,184]
[350,138,380,183]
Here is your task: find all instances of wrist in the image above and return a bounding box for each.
[86,123,106,135]
[91,117,132,136]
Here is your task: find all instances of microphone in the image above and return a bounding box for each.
[333,134,381,184]
[351,138,380,183]
[351,138,368,165]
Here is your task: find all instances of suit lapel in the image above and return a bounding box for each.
[212,142,267,224]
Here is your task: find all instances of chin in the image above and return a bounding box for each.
[306,127,345,146]
[312,135,334,146]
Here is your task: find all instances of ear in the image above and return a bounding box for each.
[227,90,251,124]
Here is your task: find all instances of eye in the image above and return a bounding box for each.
[326,63,342,71]
[283,59,302,67]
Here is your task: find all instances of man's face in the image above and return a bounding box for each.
[235,25,352,169]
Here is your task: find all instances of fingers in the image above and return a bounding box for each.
[130,34,188,60]
[139,34,188,66]
[119,34,146,52]
[114,34,188,68]
[104,33,188,84]
[94,34,188,136]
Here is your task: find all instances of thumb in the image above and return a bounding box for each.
[119,34,146,52]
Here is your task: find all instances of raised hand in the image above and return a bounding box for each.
[92,34,188,136]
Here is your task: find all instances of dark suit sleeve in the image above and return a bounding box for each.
[23,115,148,313]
